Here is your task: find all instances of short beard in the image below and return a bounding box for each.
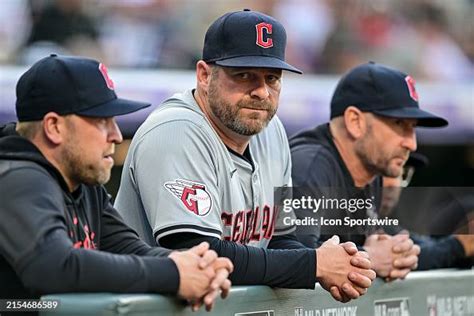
[62,131,111,187]
[207,71,277,136]
[63,148,111,185]
[354,123,402,178]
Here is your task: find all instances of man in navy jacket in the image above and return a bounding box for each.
[290,62,449,280]
[0,55,232,312]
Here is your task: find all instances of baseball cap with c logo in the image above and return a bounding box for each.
[202,9,302,74]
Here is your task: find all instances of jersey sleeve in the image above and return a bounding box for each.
[129,120,224,243]
[160,232,316,288]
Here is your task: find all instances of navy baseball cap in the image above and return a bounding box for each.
[16,54,151,121]
[202,9,302,74]
[330,62,448,127]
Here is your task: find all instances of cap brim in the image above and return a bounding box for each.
[372,107,448,128]
[77,98,151,117]
[214,56,302,74]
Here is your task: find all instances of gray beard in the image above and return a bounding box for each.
[207,82,276,136]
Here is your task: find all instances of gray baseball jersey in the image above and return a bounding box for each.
[115,89,295,248]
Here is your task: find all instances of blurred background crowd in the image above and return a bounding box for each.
[1,0,473,80]
[0,0,472,190]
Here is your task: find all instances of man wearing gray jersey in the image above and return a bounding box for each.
[115,9,375,302]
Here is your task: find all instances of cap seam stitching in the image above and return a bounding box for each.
[367,66,383,109]
[56,58,82,113]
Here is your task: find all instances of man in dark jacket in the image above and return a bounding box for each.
[290,62,448,281]
[0,54,232,312]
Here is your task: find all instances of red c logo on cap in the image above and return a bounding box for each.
[405,76,418,102]
[99,63,115,90]
[256,22,273,48]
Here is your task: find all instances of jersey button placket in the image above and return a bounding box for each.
[252,174,260,203]
[251,163,260,205]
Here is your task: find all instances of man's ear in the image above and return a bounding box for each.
[42,112,66,145]
[343,106,367,139]
[196,60,213,92]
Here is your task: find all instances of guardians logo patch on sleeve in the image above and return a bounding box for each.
[164,179,212,216]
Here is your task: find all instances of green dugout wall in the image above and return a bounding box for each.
[39,269,473,316]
